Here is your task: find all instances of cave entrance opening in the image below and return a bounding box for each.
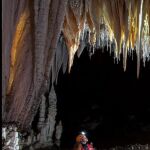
[56,46,150,149]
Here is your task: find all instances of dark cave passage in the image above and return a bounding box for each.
[56,47,150,149]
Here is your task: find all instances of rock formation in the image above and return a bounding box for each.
[55,121,63,146]
[2,0,68,129]
[3,125,20,150]
[38,85,57,146]
[2,0,150,149]
[37,95,46,129]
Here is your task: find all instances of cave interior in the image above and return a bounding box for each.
[56,46,150,149]
[2,0,150,149]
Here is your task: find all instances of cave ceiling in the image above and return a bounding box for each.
[2,0,150,130]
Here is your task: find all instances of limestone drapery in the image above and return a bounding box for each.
[3,0,68,130]
[2,0,150,131]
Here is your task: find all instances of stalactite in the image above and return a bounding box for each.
[23,0,68,130]
[70,0,82,26]
[63,0,88,71]
[45,0,68,80]
[56,36,64,76]
[136,0,144,78]
[62,37,69,74]
[43,0,60,83]
[34,0,51,92]
[77,36,86,58]
[54,33,69,83]
[123,41,128,71]
[63,0,150,76]
[52,34,64,84]
[90,0,102,48]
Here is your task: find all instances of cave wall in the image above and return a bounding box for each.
[2,0,27,122]
[2,0,68,130]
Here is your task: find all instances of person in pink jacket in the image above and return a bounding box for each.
[73,131,94,150]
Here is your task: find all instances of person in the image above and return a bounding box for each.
[73,131,94,150]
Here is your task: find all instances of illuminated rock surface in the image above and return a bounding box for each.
[2,0,150,149]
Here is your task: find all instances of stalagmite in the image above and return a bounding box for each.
[45,85,57,144]
[37,95,46,129]
[37,85,57,147]
[39,127,48,144]
[26,130,34,146]
[55,121,63,146]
